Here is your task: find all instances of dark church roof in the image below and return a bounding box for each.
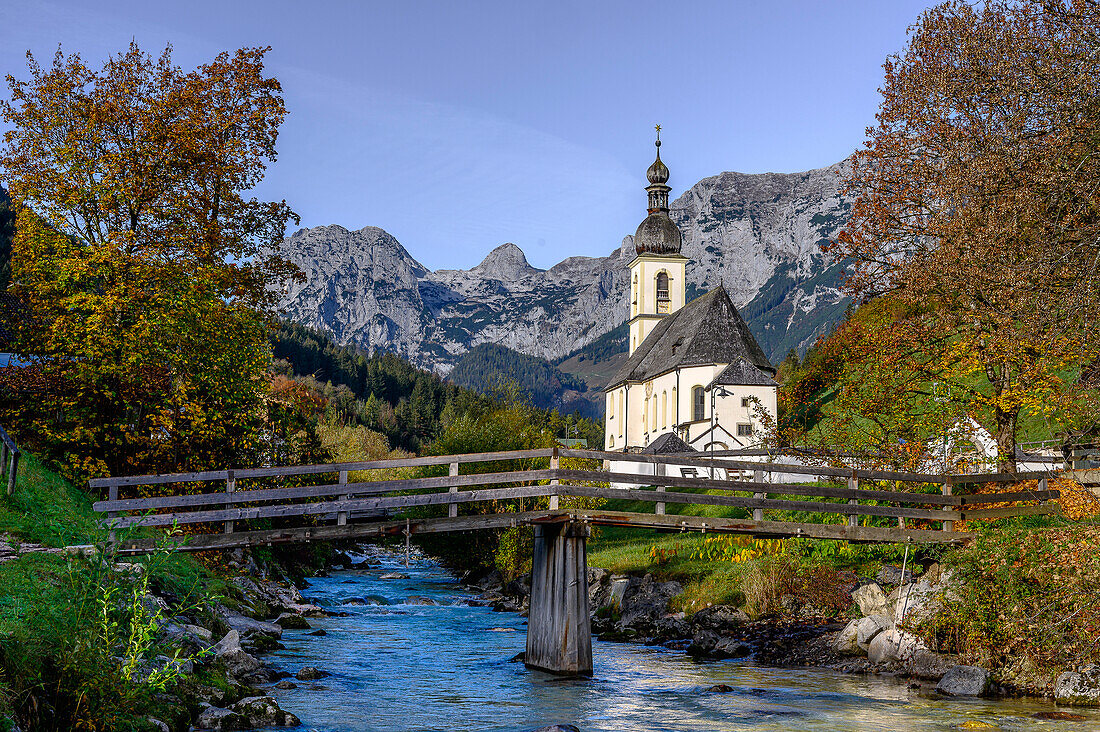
[641,432,695,454]
[606,286,775,390]
[707,358,777,388]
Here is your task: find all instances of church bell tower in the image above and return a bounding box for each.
[628,126,687,355]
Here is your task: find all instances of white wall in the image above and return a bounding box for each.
[605,362,778,452]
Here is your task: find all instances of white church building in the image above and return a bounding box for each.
[604,133,778,473]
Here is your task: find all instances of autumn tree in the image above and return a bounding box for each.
[0,44,298,480]
[833,0,1100,473]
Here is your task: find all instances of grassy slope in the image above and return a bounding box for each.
[0,454,223,639]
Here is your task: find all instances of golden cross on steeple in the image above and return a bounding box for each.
[655,124,661,142]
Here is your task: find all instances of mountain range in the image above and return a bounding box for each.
[276,162,853,404]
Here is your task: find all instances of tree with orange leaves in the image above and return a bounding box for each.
[832,0,1100,473]
[0,44,299,482]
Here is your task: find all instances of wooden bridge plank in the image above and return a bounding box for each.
[112,510,562,554]
[560,469,966,505]
[92,469,556,513]
[957,490,1060,505]
[90,448,555,489]
[558,448,1056,485]
[958,503,1061,519]
[555,484,962,521]
[108,484,558,528]
[109,508,972,555]
[567,510,972,544]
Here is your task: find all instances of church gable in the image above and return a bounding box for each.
[606,286,774,389]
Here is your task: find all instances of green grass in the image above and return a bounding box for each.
[0,453,100,547]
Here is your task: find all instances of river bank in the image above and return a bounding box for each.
[465,551,1100,708]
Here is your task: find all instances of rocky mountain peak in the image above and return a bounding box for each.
[470,242,538,281]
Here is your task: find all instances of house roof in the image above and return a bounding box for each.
[707,358,778,388]
[641,432,695,454]
[606,286,774,389]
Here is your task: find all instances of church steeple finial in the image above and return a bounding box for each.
[645,124,671,210]
[633,128,682,256]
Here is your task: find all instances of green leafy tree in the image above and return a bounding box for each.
[0,44,298,481]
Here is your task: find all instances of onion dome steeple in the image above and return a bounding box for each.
[634,125,683,256]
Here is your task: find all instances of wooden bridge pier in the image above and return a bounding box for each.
[525,517,592,676]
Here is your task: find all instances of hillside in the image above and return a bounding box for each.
[277,164,852,376]
[447,343,600,419]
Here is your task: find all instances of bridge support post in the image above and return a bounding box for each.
[525,519,592,676]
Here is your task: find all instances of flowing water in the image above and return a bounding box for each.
[264,549,1096,732]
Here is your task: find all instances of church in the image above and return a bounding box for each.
[604,132,778,456]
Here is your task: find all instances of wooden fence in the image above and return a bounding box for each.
[0,424,20,496]
[89,448,1061,552]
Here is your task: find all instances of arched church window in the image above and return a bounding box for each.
[661,391,667,428]
[632,273,639,315]
[692,386,705,422]
[618,392,624,436]
[656,272,670,314]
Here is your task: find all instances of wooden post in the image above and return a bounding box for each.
[7,450,17,497]
[941,481,953,532]
[3,444,10,497]
[224,471,236,534]
[847,475,859,527]
[107,481,119,544]
[448,462,460,518]
[548,447,560,511]
[655,460,666,516]
[752,469,764,522]
[525,520,592,676]
[337,470,349,526]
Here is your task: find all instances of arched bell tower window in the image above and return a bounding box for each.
[656,271,670,314]
[632,273,639,316]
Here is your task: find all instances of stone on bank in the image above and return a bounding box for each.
[1054,665,1100,706]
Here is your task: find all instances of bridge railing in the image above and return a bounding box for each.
[89,448,1062,552]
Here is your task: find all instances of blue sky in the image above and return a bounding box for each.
[3,0,933,269]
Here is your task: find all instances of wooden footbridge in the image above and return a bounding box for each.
[90,447,1060,676]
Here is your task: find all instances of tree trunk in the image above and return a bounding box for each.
[993,405,1018,475]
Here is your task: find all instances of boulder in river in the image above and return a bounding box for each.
[195,704,246,730]
[906,649,952,680]
[1054,665,1100,706]
[856,614,892,651]
[296,665,329,681]
[936,665,993,696]
[687,629,751,660]
[380,572,410,580]
[230,696,301,727]
[213,630,272,683]
[275,612,311,629]
[216,607,283,641]
[832,619,863,656]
